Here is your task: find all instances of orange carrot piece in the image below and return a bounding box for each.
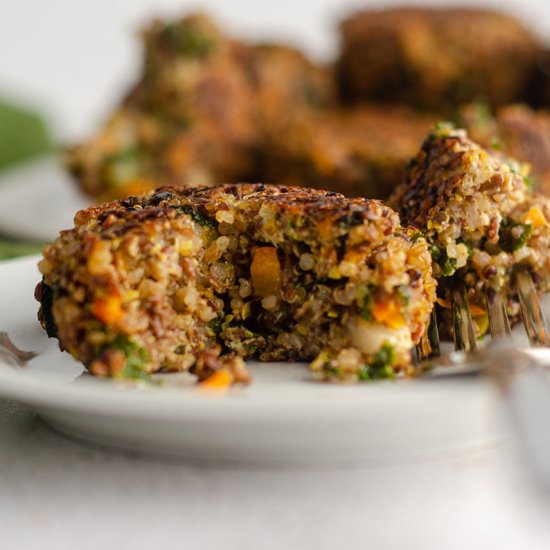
[197,369,234,393]
[250,246,282,297]
[372,299,405,329]
[92,295,124,325]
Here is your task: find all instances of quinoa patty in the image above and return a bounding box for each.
[337,8,539,111]
[390,125,550,336]
[36,184,436,383]
[261,105,435,199]
[64,14,257,201]
[459,103,550,196]
[64,14,333,202]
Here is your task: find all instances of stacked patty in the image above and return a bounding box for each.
[261,105,436,199]
[337,8,539,111]
[64,14,255,200]
[65,8,550,204]
[64,14,334,202]
[458,103,550,195]
[390,125,550,335]
[36,184,436,383]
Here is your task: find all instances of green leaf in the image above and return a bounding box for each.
[0,99,54,171]
[0,238,43,260]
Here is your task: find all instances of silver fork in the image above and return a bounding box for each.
[416,266,550,487]
[413,266,550,368]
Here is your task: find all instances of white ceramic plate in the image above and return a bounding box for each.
[0,156,89,242]
[0,255,509,462]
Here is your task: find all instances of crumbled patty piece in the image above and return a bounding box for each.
[337,8,539,111]
[390,125,550,335]
[36,184,436,383]
[64,14,334,202]
[238,43,335,127]
[459,103,550,196]
[261,105,435,199]
[64,14,256,201]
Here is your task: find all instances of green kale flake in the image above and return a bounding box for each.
[429,244,442,262]
[372,343,397,369]
[247,344,258,355]
[122,361,150,381]
[160,23,216,57]
[440,256,457,276]
[358,285,373,321]
[429,245,457,276]
[358,343,396,380]
[102,335,149,381]
[410,231,425,243]
[177,205,216,228]
[208,316,223,336]
[179,31,216,57]
[431,120,456,136]
[498,217,532,253]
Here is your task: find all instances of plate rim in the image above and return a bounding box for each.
[0,154,88,241]
[0,256,485,423]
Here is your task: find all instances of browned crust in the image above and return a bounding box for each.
[79,184,398,230]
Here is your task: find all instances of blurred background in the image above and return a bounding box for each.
[1,0,549,143]
[2,0,550,259]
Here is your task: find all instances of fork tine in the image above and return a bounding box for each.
[427,308,441,357]
[486,287,511,340]
[411,346,421,370]
[451,285,477,352]
[416,308,441,360]
[515,267,550,346]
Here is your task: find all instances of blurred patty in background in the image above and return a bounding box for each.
[64,7,550,202]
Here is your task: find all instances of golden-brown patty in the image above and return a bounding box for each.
[261,105,436,199]
[64,14,334,202]
[459,103,550,196]
[390,125,550,336]
[37,184,436,383]
[337,8,540,111]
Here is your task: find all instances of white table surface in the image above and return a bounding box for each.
[1,396,550,549]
